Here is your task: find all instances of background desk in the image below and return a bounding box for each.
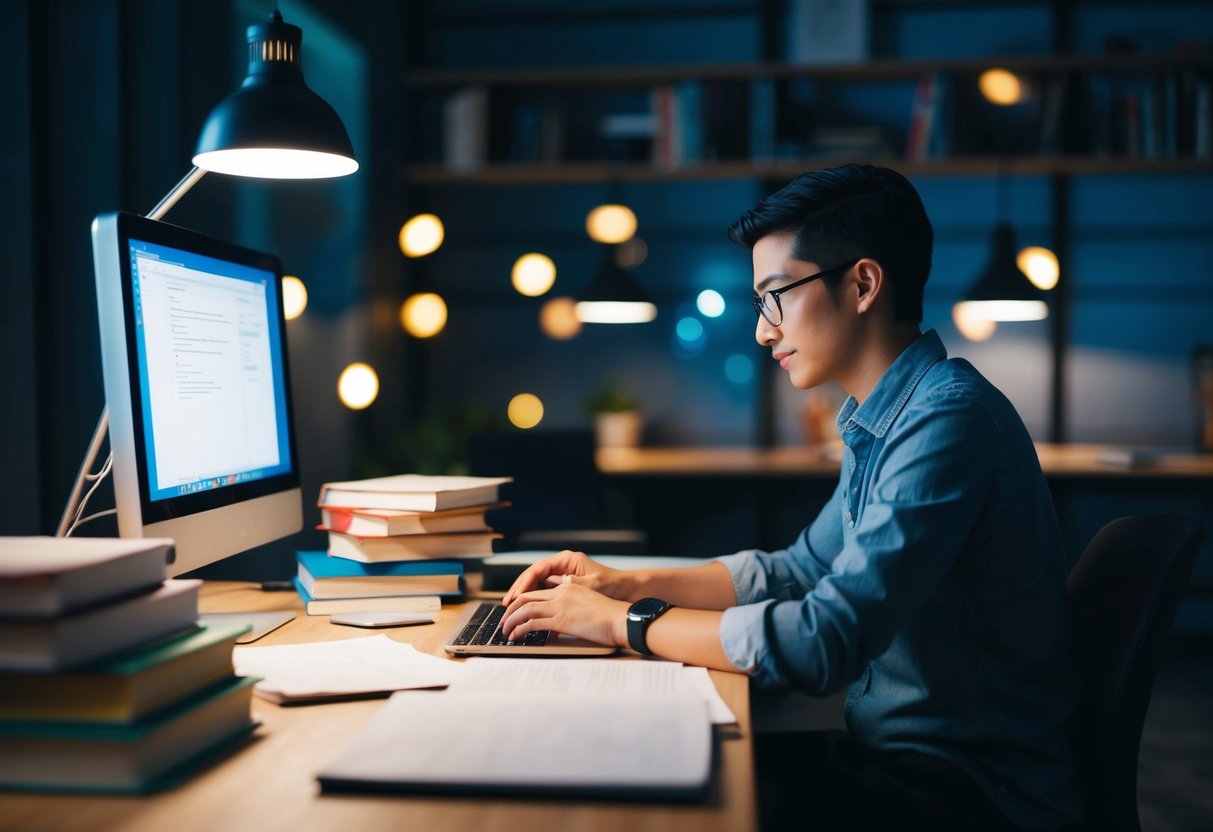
[597,445,1213,596]
[0,584,756,832]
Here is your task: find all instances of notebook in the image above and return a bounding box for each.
[443,600,615,657]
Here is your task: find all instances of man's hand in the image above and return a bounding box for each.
[501,581,629,646]
[502,550,633,606]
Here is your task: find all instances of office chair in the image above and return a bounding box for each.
[466,429,647,555]
[1067,515,1203,832]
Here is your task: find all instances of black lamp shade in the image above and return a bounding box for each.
[575,247,657,324]
[192,10,357,179]
[958,222,1048,321]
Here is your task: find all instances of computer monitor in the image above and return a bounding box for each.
[91,212,303,580]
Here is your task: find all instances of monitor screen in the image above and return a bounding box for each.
[93,212,302,576]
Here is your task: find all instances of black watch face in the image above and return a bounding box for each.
[631,597,668,618]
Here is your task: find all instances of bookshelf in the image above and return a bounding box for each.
[402,53,1213,184]
[395,1,1213,453]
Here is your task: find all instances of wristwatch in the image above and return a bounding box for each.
[626,597,674,655]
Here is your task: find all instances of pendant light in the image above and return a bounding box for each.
[574,246,657,324]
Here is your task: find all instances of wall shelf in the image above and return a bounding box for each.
[405,156,1213,185]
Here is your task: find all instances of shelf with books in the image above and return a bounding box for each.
[402,52,1213,184]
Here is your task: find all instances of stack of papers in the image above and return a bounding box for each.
[232,636,462,703]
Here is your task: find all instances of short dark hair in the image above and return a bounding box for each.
[727,164,933,323]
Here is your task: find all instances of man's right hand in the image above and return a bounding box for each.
[501,550,633,606]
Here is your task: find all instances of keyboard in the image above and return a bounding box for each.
[448,601,551,648]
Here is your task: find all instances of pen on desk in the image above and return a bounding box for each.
[260,580,296,592]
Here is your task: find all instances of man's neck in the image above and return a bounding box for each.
[840,325,922,405]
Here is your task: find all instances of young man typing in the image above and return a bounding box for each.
[502,164,1081,830]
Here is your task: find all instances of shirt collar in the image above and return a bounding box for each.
[836,329,947,439]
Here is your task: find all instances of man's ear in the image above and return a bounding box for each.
[854,259,885,316]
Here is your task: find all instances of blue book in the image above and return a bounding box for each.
[296,551,463,602]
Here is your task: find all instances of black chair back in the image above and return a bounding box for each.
[1067,515,1202,832]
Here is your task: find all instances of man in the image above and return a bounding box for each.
[502,164,1081,830]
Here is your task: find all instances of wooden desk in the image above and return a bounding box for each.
[0,583,756,832]
[596,443,1213,557]
[597,443,1213,480]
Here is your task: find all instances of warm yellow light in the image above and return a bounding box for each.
[507,393,544,430]
[338,362,379,410]
[979,68,1023,106]
[281,275,308,320]
[952,304,998,342]
[539,297,583,340]
[1016,246,1060,291]
[511,253,557,297]
[398,214,445,258]
[400,292,448,338]
[585,204,637,244]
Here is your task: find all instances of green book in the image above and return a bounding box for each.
[0,675,258,793]
[0,622,249,724]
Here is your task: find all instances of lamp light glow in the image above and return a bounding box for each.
[512,253,557,297]
[508,393,545,429]
[954,299,1048,322]
[399,214,445,258]
[1016,246,1060,291]
[952,304,998,341]
[696,289,725,318]
[401,293,448,338]
[575,300,658,324]
[586,204,637,244]
[282,275,308,320]
[338,362,379,410]
[979,68,1024,106]
[540,297,582,340]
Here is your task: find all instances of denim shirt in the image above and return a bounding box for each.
[716,330,1081,829]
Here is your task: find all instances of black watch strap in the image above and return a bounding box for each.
[626,598,673,655]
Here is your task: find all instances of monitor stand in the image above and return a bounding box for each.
[199,611,296,643]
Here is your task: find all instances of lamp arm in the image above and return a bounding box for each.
[56,166,209,536]
[146,166,207,221]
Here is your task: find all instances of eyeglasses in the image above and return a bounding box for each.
[752,260,859,326]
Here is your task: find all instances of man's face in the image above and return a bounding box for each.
[752,232,853,391]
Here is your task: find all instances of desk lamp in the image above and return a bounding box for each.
[58,6,358,535]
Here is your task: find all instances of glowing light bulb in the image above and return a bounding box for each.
[512,253,557,297]
[979,69,1023,106]
[585,204,637,244]
[696,289,725,318]
[399,213,445,258]
[338,362,379,410]
[508,393,544,429]
[539,297,582,340]
[400,293,448,338]
[282,275,308,320]
[1016,246,1060,291]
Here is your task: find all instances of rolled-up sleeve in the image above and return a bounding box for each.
[713,479,845,676]
[716,395,998,693]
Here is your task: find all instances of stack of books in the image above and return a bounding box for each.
[0,536,258,792]
[299,474,512,616]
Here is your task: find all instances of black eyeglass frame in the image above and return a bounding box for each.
[752,260,860,326]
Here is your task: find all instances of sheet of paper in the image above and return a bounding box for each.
[318,690,711,797]
[233,634,461,701]
[449,658,736,724]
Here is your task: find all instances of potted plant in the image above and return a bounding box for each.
[585,382,642,447]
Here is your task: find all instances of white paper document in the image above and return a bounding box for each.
[317,690,712,799]
[449,658,737,724]
[233,634,462,703]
